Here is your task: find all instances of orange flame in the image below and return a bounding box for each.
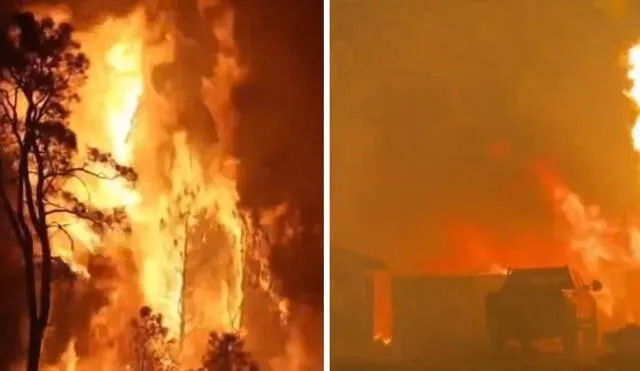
[537,167,633,318]
[627,43,640,151]
[373,333,392,346]
[18,4,287,369]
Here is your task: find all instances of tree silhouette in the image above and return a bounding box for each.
[130,306,178,371]
[196,331,258,371]
[0,12,136,371]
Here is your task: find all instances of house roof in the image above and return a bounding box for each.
[331,244,386,271]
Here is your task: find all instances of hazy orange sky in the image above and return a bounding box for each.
[331,0,640,273]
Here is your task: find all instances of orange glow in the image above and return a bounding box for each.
[371,41,640,341]
[72,7,247,366]
[627,43,640,151]
[371,270,392,341]
[401,39,640,326]
[410,160,640,324]
[433,221,567,275]
[535,164,634,318]
[373,333,392,346]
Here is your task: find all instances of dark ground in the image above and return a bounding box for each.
[331,353,636,371]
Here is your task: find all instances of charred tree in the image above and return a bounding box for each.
[0,13,136,371]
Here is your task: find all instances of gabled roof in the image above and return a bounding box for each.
[331,243,386,271]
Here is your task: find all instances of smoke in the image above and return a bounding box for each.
[42,250,142,366]
[232,0,323,367]
[148,0,227,164]
[0,225,25,370]
[233,0,323,306]
[332,0,640,273]
[1,0,139,28]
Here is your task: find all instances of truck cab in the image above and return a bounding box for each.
[484,266,601,353]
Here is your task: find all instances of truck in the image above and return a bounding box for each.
[484,266,602,353]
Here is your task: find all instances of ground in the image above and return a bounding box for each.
[331,352,636,371]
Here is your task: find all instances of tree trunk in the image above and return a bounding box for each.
[23,246,41,371]
[25,323,43,371]
[179,220,189,354]
[23,235,52,371]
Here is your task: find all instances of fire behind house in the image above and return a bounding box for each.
[332,245,640,363]
[331,248,504,362]
[330,245,387,359]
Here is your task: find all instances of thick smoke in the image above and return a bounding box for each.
[232,0,323,367]
[0,0,139,28]
[148,0,222,163]
[332,0,639,272]
[233,0,323,306]
[0,222,25,369]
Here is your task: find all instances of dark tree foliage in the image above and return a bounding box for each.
[195,331,258,371]
[130,306,178,371]
[0,12,136,371]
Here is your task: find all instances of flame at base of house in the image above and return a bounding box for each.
[373,334,392,346]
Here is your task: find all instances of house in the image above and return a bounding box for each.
[331,245,510,361]
[391,274,505,359]
[330,244,386,358]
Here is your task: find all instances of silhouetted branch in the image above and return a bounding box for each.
[0,12,137,370]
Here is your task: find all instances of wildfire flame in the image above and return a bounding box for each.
[628,44,640,151]
[18,3,290,370]
[455,41,640,324]
[373,333,392,346]
[509,41,640,323]
[399,40,640,332]
[69,3,248,356]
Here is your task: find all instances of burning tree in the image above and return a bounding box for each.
[195,331,258,371]
[130,306,178,371]
[129,307,258,371]
[0,12,136,371]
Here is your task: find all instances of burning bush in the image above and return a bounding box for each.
[130,306,178,371]
[128,305,259,371]
[194,331,258,371]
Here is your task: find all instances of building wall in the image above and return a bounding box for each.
[391,275,505,359]
[330,268,375,358]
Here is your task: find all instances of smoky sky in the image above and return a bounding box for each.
[332,0,640,272]
[0,0,138,27]
[234,0,324,308]
[233,0,324,360]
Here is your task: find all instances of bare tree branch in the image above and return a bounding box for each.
[47,221,75,253]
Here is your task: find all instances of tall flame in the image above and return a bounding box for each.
[531,41,640,325]
[407,41,640,330]
[67,4,249,339]
[627,43,640,151]
[17,3,283,369]
[543,40,640,324]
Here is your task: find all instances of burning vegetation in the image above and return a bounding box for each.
[0,0,320,370]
